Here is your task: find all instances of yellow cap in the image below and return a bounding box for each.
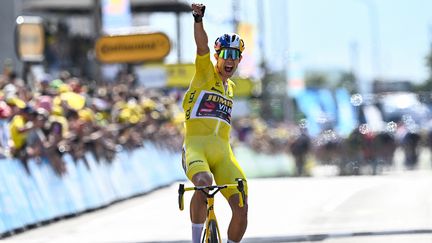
[6,97,26,109]
[78,108,95,122]
[140,98,156,111]
[61,92,86,110]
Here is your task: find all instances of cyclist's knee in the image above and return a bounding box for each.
[192,172,213,186]
[229,195,248,218]
[235,202,248,217]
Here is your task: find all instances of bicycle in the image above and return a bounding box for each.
[178,178,246,243]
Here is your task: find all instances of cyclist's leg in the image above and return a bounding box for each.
[190,172,212,243]
[227,193,248,242]
[190,171,213,223]
[183,138,212,243]
[212,145,248,242]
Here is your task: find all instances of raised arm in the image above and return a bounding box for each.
[191,3,210,56]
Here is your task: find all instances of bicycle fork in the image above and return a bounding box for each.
[204,196,222,242]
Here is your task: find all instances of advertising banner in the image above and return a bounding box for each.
[15,16,45,62]
[95,33,171,63]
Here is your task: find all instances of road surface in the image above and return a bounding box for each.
[3,168,432,243]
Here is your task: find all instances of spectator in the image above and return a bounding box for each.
[8,105,38,174]
[402,131,421,170]
[36,75,56,96]
[0,101,12,157]
[373,131,397,172]
[24,108,65,175]
[3,71,24,98]
[64,108,89,168]
[289,126,311,176]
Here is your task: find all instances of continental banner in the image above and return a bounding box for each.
[95,33,170,63]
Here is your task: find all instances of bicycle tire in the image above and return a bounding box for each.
[208,220,219,243]
[201,228,206,243]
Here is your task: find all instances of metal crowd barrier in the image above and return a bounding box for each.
[0,142,184,236]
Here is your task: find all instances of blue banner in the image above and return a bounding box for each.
[335,88,357,136]
[295,89,323,136]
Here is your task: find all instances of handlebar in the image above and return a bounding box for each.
[178,179,246,211]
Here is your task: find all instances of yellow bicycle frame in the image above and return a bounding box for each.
[179,181,246,243]
[204,196,221,241]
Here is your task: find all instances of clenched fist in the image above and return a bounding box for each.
[191,3,206,22]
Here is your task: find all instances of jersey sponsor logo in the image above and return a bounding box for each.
[185,107,191,119]
[190,91,233,124]
[188,90,196,103]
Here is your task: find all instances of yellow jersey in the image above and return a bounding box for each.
[181,52,247,199]
[182,52,236,141]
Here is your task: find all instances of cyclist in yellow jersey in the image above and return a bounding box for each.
[182,3,248,243]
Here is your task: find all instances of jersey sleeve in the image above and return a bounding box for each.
[190,52,213,88]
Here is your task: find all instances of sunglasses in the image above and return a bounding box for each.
[219,49,241,60]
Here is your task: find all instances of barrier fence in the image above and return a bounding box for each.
[0,142,184,236]
[0,142,294,236]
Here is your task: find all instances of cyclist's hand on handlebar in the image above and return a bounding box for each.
[191,3,206,22]
[235,178,246,207]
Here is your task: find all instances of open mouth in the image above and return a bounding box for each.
[224,66,234,73]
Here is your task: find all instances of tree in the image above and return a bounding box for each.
[305,70,357,92]
[336,71,357,94]
[304,71,329,88]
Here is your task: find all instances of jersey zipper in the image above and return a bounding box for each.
[214,120,221,136]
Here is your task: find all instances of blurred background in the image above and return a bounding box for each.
[1,0,432,242]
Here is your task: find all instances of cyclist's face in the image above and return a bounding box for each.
[215,49,242,78]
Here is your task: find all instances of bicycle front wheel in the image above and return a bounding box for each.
[208,220,219,243]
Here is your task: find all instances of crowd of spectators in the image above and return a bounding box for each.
[232,114,432,176]
[0,68,184,176]
[1,65,431,178]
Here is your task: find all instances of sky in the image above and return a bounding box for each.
[149,0,432,86]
